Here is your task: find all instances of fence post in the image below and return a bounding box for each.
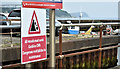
[99,25,103,69]
[25,63,32,69]
[10,20,13,47]
[59,28,63,68]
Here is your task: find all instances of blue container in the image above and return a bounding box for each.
[68,30,79,34]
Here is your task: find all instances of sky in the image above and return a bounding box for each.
[1,0,120,19]
[62,0,120,19]
[63,2,118,19]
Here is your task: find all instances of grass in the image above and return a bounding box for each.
[2,43,20,47]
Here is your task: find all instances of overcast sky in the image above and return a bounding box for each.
[63,2,118,19]
[1,0,119,19]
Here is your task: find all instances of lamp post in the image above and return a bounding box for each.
[79,12,82,24]
[79,12,82,33]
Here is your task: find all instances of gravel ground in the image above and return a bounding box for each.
[0,34,99,47]
[0,34,117,47]
[0,35,20,47]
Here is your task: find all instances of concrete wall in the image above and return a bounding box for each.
[1,35,120,62]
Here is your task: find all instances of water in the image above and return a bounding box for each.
[117,43,120,65]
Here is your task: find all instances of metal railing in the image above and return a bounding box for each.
[0,20,120,69]
[0,19,20,47]
[2,45,120,68]
[58,23,120,69]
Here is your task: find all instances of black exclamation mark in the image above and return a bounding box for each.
[31,20,36,31]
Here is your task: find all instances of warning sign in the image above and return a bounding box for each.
[28,10,41,34]
[21,8,46,64]
[22,36,46,64]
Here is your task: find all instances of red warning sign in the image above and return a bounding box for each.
[28,10,41,34]
[21,9,46,64]
[22,36,47,64]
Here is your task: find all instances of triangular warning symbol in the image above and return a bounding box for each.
[28,10,41,34]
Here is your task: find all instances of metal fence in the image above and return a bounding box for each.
[0,19,20,47]
[2,45,119,69]
[0,19,120,69]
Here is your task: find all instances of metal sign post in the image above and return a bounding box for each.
[49,9,56,68]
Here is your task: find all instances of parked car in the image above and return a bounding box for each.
[46,18,62,36]
[0,13,10,32]
[8,9,21,25]
[8,9,21,32]
[0,13,9,25]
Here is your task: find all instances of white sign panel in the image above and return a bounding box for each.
[21,8,47,64]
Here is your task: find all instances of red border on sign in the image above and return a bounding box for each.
[28,10,41,34]
[22,1,62,9]
[22,35,47,64]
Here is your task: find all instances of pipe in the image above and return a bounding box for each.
[2,63,22,68]
[61,23,120,27]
